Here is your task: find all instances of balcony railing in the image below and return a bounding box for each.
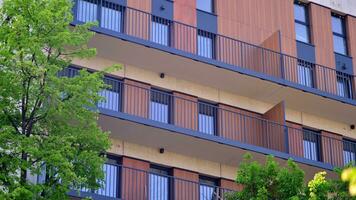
[70,164,236,200]
[72,0,356,103]
[62,67,356,169]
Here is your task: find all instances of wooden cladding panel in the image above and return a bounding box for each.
[123,79,150,118]
[122,157,150,200]
[346,16,356,75]
[218,104,264,147]
[310,3,335,68]
[262,102,286,152]
[127,0,151,12]
[219,179,243,191]
[173,0,196,26]
[321,131,343,167]
[216,0,296,56]
[286,122,304,157]
[125,8,150,40]
[173,92,198,130]
[173,168,199,200]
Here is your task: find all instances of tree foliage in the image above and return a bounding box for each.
[0,0,116,199]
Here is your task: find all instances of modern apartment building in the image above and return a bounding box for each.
[68,0,356,199]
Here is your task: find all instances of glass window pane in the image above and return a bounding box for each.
[332,16,344,35]
[295,23,310,43]
[333,35,347,55]
[149,174,169,200]
[77,0,98,23]
[297,62,313,87]
[343,150,355,165]
[198,34,213,58]
[198,114,214,135]
[101,5,122,32]
[294,4,307,22]
[197,0,213,13]
[303,130,319,161]
[150,102,169,123]
[98,89,120,111]
[96,164,118,198]
[337,74,352,98]
[151,21,169,46]
[200,185,215,200]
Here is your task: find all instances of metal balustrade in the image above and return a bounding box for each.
[60,66,356,168]
[71,164,235,200]
[72,0,356,102]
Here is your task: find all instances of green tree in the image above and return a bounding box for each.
[0,0,118,199]
[227,154,305,200]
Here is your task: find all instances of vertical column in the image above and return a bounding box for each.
[123,79,150,118]
[321,131,343,167]
[121,157,150,200]
[126,0,151,40]
[173,0,197,54]
[173,92,198,130]
[309,3,337,94]
[173,168,199,200]
[262,102,287,152]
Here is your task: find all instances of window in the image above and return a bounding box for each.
[343,140,356,165]
[150,89,171,123]
[199,176,218,200]
[81,155,120,198]
[101,1,124,32]
[332,14,348,55]
[197,30,215,59]
[151,16,171,46]
[337,72,353,98]
[294,2,310,43]
[198,101,217,135]
[196,0,214,13]
[149,165,170,200]
[98,77,122,112]
[297,60,314,87]
[77,0,98,23]
[303,129,321,161]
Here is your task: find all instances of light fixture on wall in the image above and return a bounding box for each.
[159,148,165,154]
[160,73,165,79]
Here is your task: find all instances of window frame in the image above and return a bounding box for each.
[150,16,172,46]
[336,72,353,99]
[302,128,322,162]
[294,1,311,44]
[343,139,356,165]
[100,1,125,33]
[99,76,123,112]
[331,13,348,55]
[297,59,315,88]
[199,176,218,200]
[198,101,217,135]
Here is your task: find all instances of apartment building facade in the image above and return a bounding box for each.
[68,0,356,199]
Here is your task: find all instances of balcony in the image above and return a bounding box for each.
[63,67,356,171]
[71,0,356,107]
[68,164,236,200]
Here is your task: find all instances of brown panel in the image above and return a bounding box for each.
[321,131,343,167]
[219,178,243,192]
[123,79,150,118]
[173,0,197,54]
[310,3,335,68]
[259,31,283,78]
[173,92,198,130]
[218,104,264,147]
[173,168,199,200]
[125,7,150,40]
[262,102,287,152]
[286,122,304,157]
[127,0,151,12]
[346,15,356,94]
[122,157,150,200]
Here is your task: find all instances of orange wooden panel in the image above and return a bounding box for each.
[218,104,264,147]
[314,66,337,95]
[173,0,196,26]
[346,16,356,75]
[173,168,199,200]
[321,131,343,167]
[123,79,150,118]
[219,178,243,191]
[173,92,198,130]
[262,102,287,152]
[122,157,150,200]
[127,0,151,12]
[286,122,304,157]
[125,8,150,40]
[310,3,335,68]
[172,23,197,54]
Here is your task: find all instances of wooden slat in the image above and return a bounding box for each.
[173,92,198,130]
[321,131,343,167]
[173,168,199,200]
[286,122,304,157]
[123,79,150,118]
